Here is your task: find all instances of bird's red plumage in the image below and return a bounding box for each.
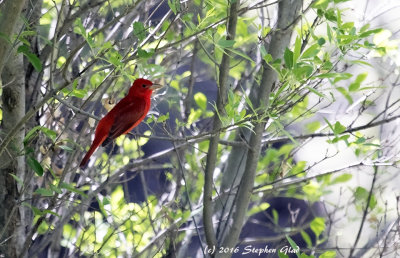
[79,78,156,168]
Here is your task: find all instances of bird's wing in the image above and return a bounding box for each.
[107,97,148,141]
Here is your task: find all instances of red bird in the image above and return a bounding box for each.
[79,78,162,168]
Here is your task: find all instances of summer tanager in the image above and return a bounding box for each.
[79,78,162,168]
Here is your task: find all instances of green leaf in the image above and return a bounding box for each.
[369,194,377,209]
[315,72,351,80]
[349,60,372,67]
[42,209,60,217]
[168,0,178,14]
[349,73,367,91]
[360,24,370,33]
[272,209,279,225]
[354,186,368,200]
[60,182,88,198]
[337,7,342,26]
[336,87,353,104]
[341,22,354,31]
[299,254,313,258]
[71,88,87,98]
[270,115,298,145]
[49,183,63,194]
[260,45,268,58]
[23,203,42,216]
[194,92,207,111]
[284,47,294,69]
[9,173,23,185]
[228,47,254,62]
[329,134,350,143]
[26,53,42,72]
[133,21,146,41]
[137,48,154,58]
[285,235,300,258]
[313,0,330,9]
[310,217,325,238]
[294,66,313,80]
[318,37,326,46]
[325,9,337,22]
[57,145,74,152]
[263,53,273,63]
[320,250,336,258]
[27,156,44,176]
[187,108,203,127]
[293,37,301,64]
[333,121,346,134]
[0,32,12,45]
[301,44,320,59]
[17,45,42,72]
[306,86,324,97]
[306,121,321,132]
[24,126,57,144]
[217,39,236,48]
[107,50,122,67]
[300,230,312,248]
[359,28,383,38]
[354,137,366,144]
[157,112,170,123]
[56,56,66,69]
[278,252,289,258]
[327,24,333,43]
[74,17,86,37]
[41,127,57,142]
[331,173,352,184]
[248,202,270,216]
[354,186,376,209]
[35,187,54,197]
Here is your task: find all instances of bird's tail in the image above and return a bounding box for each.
[79,135,107,168]
[79,144,97,168]
[80,117,112,168]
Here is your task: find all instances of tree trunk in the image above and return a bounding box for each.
[0,0,27,74]
[216,0,303,255]
[0,52,27,258]
[0,1,28,257]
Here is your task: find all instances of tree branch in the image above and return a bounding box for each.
[349,166,379,257]
[219,0,303,254]
[202,0,240,249]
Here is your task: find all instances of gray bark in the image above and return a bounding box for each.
[0,0,27,75]
[0,47,26,257]
[0,2,28,257]
[203,0,240,249]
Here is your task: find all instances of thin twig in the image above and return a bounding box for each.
[349,166,379,257]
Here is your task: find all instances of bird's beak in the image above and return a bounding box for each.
[150,83,163,91]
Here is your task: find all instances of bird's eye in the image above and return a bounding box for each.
[142,84,146,88]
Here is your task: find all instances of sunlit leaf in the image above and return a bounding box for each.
[194,92,207,111]
[331,173,352,184]
[301,44,320,59]
[349,73,367,91]
[320,250,336,258]
[248,202,270,216]
[310,217,325,238]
